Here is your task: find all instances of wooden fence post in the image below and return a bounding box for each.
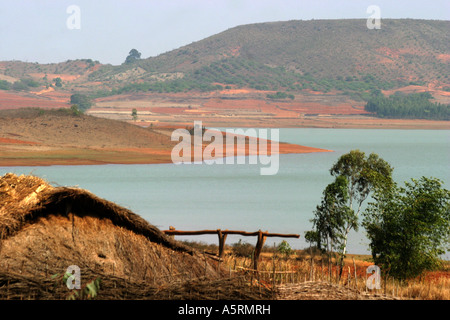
[253,230,267,270]
[162,227,299,271]
[218,229,228,258]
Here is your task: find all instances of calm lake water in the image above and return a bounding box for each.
[1,128,449,256]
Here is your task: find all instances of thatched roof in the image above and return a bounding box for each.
[0,173,193,254]
[0,173,246,299]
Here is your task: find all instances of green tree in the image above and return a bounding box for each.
[365,91,450,120]
[70,104,82,116]
[125,49,141,64]
[277,240,293,258]
[363,177,450,281]
[131,108,138,121]
[307,175,350,254]
[0,80,11,90]
[12,80,28,91]
[307,150,393,278]
[54,77,62,87]
[266,91,294,100]
[20,78,40,88]
[330,150,393,261]
[70,93,92,112]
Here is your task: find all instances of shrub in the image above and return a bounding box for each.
[232,239,254,258]
[277,240,293,258]
[0,80,11,90]
[12,81,28,91]
[70,93,92,112]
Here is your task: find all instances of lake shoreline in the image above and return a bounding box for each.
[0,141,333,167]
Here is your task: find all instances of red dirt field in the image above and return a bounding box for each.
[33,87,72,102]
[436,54,450,63]
[0,137,38,145]
[2,83,449,131]
[0,91,69,109]
[90,88,449,129]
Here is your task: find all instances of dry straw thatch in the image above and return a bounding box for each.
[0,173,268,300]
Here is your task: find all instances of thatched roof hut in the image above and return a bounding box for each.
[0,173,255,300]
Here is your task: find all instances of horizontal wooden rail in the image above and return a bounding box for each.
[163,227,300,270]
[163,229,299,238]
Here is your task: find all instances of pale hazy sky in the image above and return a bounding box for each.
[0,0,448,65]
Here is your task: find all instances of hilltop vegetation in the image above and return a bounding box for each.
[97,56,410,102]
[87,19,449,100]
[0,59,99,78]
[95,19,449,79]
[0,19,449,124]
[365,91,450,120]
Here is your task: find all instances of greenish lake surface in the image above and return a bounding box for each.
[2,128,449,256]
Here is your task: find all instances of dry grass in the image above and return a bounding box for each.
[1,173,448,300]
[0,270,272,300]
[213,247,450,300]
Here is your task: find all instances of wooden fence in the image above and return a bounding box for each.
[163,227,300,269]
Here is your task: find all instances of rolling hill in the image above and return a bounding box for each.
[0,108,325,166]
[87,19,450,96]
[0,19,449,127]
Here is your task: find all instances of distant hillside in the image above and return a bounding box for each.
[0,19,448,109]
[0,59,103,93]
[0,59,99,78]
[87,19,449,100]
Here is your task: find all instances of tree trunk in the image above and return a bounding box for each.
[338,228,349,279]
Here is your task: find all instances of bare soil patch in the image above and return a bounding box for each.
[0,108,328,167]
[89,90,449,129]
[0,91,68,110]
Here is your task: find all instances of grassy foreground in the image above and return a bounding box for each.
[184,241,450,300]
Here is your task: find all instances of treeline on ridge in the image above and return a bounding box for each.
[365,91,450,120]
[91,57,411,101]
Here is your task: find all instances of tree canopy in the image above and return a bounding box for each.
[69,93,92,112]
[306,150,394,277]
[365,91,450,120]
[307,149,449,281]
[131,108,138,121]
[363,177,450,280]
[306,175,351,253]
[125,49,142,64]
[54,77,62,88]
